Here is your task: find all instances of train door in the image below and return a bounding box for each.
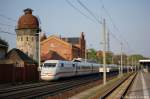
[91,64,93,73]
[74,63,78,75]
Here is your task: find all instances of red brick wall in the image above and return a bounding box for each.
[41,34,86,61]
[41,37,72,60]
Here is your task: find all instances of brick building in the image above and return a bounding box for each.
[41,32,86,61]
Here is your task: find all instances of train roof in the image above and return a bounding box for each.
[44,60,74,64]
[44,60,100,65]
[44,60,66,63]
[139,59,150,63]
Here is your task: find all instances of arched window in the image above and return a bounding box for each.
[32,37,34,41]
[21,37,23,41]
[27,37,28,41]
[61,63,64,67]
[72,64,75,68]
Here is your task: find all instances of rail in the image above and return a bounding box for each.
[100,73,137,99]
[0,74,100,99]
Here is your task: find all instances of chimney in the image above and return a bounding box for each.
[80,32,84,39]
[24,8,33,15]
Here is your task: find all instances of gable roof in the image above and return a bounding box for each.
[7,48,36,64]
[41,35,72,47]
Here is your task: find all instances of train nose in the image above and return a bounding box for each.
[41,73,55,81]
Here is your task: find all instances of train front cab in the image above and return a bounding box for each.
[41,61,58,81]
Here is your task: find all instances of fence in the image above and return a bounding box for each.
[0,64,39,84]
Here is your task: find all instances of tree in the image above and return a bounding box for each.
[113,54,127,65]
[0,38,8,47]
[128,54,146,65]
[96,50,114,64]
[87,49,98,62]
[0,38,8,52]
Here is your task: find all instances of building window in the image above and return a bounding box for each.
[21,37,23,41]
[32,37,34,41]
[72,64,75,68]
[61,63,64,67]
[27,37,28,41]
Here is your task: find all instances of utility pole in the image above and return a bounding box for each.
[106,29,110,51]
[38,32,41,80]
[120,42,123,75]
[127,56,129,73]
[132,57,133,72]
[112,56,114,64]
[134,59,136,72]
[102,19,106,85]
[85,44,87,62]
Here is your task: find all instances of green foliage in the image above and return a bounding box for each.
[128,54,146,65]
[87,49,102,63]
[87,49,98,61]
[87,49,113,64]
[113,54,127,65]
[0,37,8,47]
[86,48,148,66]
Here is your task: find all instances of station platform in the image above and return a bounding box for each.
[125,71,150,99]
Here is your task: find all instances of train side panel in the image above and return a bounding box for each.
[55,61,76,78]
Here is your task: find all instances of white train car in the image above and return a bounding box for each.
[40,60,100,81]
[41,60,74,80]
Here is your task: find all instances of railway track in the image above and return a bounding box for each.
[0,74,102,99]
[100,73,137,99]
[0,74,101,94]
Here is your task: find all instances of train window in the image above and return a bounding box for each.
[61,63,64,67]
[77,66,80,69]
[44,63,56,67]
[72,64,75,68]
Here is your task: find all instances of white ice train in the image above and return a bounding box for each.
[40,59,120,81]
[40,59,101,81]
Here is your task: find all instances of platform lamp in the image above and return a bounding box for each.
[36,31,41,81]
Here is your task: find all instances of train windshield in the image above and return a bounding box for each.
[43,63,56,67]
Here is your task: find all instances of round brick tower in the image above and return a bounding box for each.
[16,8,40,62]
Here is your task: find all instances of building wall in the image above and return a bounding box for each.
[16,29,39,62]
[41,37,72,60]
[41,33,86,61]
[72,46,80,59]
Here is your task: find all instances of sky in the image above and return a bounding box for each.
[0,0,150,57]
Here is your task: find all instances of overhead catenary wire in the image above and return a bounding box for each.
[66,0,97,24]
[67,0,135,55]
[100,0,135,54]
[0,30,16,36]
[0,14,16,22]
[73,0,121,50]
[77,0,102,24]
[0,22,15,27]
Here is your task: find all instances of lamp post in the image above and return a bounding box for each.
[120,42,123,75]
[102,19,106,85]
[36,32,41,81]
